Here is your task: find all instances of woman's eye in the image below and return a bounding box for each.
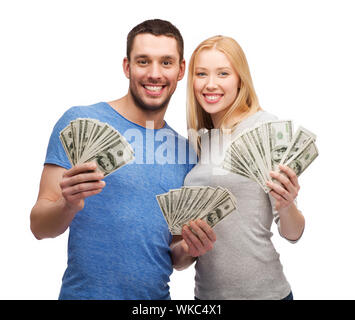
[219,72,229,76]
[196,72,207,76]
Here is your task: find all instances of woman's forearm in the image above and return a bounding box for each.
[278,202,305,241]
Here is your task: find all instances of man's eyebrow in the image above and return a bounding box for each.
[133,54,149,60]
[133,54,177,61]
[161,55,176,60]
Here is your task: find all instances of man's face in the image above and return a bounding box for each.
[124,33,185,112]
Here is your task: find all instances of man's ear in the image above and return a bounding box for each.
[123,57,130,79]
[178,59,186,81]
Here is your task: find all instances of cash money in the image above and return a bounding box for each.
[156,186,237,235]
[223,120,318,193]
[60,118,134,176]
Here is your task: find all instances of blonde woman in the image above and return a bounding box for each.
[174,36,305,300]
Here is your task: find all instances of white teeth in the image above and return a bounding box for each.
[205,95,221,101]
[144,85,163,91]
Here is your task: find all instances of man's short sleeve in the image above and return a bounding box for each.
[44,108,78,170]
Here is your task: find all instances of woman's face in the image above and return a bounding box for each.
[193,48,240,124]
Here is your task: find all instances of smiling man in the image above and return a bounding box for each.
[30,19,215,300]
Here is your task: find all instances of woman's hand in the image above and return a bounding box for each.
[266,164,300,212]
[181,220,216,257]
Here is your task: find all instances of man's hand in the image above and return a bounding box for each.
[60,162,106,212]
[181,220,216,257]
[30,162,106,240]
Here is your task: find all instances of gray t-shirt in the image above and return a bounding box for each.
[184,110,295,300]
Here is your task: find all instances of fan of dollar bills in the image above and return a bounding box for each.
[59,118,134,176]
[223,120,319,193]
[156,186,237,235]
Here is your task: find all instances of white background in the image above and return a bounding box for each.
[0,0,354,300]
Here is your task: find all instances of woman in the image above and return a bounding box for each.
[172,36,305,300]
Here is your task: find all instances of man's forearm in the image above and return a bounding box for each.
[170,240,197,271]
[30,197,77,240]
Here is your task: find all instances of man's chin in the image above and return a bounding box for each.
[130,86,173,112]
[138,103,167,112]
[132,95,170,112]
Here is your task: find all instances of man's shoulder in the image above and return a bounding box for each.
[63,102,105,116]
[163,123,188,141]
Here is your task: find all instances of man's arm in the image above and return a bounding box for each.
[30,162,105,240]
[170,220,216,271]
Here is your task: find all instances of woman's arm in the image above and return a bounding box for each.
[267,164,305,241]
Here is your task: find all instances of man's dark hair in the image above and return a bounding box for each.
[127,19,184,62]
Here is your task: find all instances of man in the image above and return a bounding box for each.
[30,19,215,300]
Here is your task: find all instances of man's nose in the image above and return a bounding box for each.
[147,62,163,81]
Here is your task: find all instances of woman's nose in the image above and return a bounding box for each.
[206,76,218,90]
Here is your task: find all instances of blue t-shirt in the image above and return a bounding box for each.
[44,102,195,299]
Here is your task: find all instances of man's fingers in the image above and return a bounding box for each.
[182,224,205,253]
[66,188,103,202]
[182,227,199,256]
[182,220,215,255]
[63,162,98,178]
[195,220,216,243]
[61,171,104,188]
[188,221,210,247]
[62,180,105,198]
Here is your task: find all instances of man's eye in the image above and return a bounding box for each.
[138,60,148,65]
[162,61,172,66]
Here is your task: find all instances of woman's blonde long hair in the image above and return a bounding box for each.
[187,35,261,155]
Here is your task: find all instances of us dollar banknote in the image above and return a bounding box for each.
[223,120,318,193]
[60,118,134,177]
[156,186,237,235]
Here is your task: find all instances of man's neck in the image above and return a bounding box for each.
[107,94,167,129]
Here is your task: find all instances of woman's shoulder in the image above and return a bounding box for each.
[252,110,278,123]
[234,110,278,134]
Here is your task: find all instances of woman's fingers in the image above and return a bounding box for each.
[267,179,291,202]
[268,168,298,201]
[269,190,287,210]
[279,164,300,191]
